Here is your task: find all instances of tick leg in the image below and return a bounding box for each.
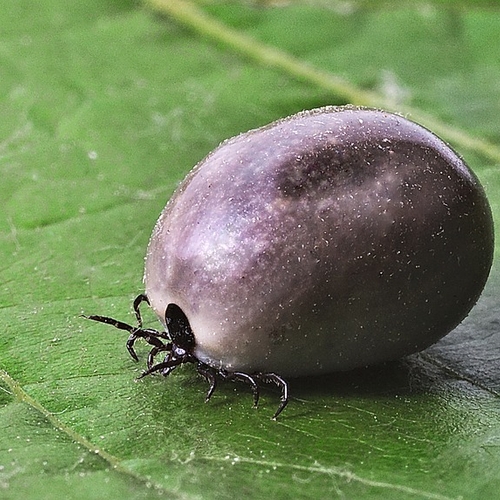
[157,351,179,378]
[84,314,142,361]
[255,372,289,420]
[84,313,169,361]
[84,314,137,333]
[196,363,218,402]
[124,327,167,362]
[146,342,172,370]
[138,356,184,379]
[133,293,150,327]
[125,334,140,362]
[227,372,260,408]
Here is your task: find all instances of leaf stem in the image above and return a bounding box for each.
[145,0,500,164]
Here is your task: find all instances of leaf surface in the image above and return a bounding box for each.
[1,1,499,498]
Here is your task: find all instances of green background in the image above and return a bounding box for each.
[1,0,499,498]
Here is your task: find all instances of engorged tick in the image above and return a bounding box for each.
[85,106,494,419]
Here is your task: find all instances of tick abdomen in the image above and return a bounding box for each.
[145,107,493,377]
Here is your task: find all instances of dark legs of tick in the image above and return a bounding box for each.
[84,294,290,419]
[196,363,289,420]
[133,293,149,326]
[254,372,289,420]
[196,363,218,402]
[228,372,260,408]
[83,293,169,363]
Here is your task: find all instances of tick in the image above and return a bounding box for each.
[85,106,494,419]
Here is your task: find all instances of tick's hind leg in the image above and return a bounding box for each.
[254,372,289,420]
[199,368,288,418]
[196,366,260,409]
[225,372,260,408]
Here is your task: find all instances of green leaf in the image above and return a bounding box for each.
[1,1,499,498]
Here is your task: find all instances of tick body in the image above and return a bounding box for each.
[87,106,494,418]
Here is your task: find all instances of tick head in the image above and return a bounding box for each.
[165,303,196,353]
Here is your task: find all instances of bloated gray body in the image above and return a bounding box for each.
[144,106,494,377]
